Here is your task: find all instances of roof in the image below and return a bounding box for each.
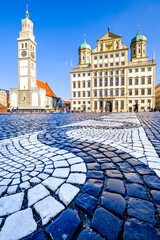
[56,98,61,103]
[78,38,91,51]
[63,101,70,105]
[36,80,56,98]
[131,27,147,45]
[0,104,7,109]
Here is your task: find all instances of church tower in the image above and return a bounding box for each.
[130,25,147,62]
[17,5,37,106]
[78,35,91,68]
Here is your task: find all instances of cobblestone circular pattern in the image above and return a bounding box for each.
[0,113,160,240]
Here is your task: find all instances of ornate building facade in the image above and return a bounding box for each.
[70,27,156,112]
[10,7,56,112]
[155,83,160,110]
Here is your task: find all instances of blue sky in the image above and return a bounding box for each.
[0,0,160,101]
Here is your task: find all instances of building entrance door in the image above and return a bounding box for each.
[105,101,112,112]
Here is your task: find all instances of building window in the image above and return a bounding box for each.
[115,101,118,110]
[121,53,125,56]
[88,81,91,87]
[105,55,108,58]
[94,72,97,76]
[121,62,125,65]
[121,70,124,74]
[78,92,81,97]
[100,72,102,76]
[110,54,113,58]
[73,101,76,104]
[99,90,102,97]
[110,90,113,96]
[105,90,108,96]
[116,54,119,57]
[100,56,103,59]
[88,101,90,104]
[78,74,80,77]
[141,89,145,95]
[121,77,125,86]
[141,100,145,103]
[83,73,85,77]
[148,67,152,71]
[94,56,97,60]
[139,49,141,53]
[73,92,76,98]
[94,79,97,87]
[94,101,97,110]
[116,89,119,96]
[99,78,102,87]
[129,78,132,85]
[88,91,90,97]
[110,63,113,66]
[83,81,85,88]
[148,99,151,103]
[135,89,138,95]
[135,69,138,72]
[135,100,138,103]
[121,101,124,110]
[148,77,151,84]
[83,92,85,97]
[25,43,27,48]
[78,101,81,104]
[141,68,145,72]
[105,72,108,75]
[129,69,132,73]
[116,71,119,74]
[116,62,119,66]
[100,64,103,68]
[110,71,113,75]
[129,100,132,103]
[105,78,108,86]
[141,78,145,84]
[116,77,119,86]
[83,101,85,104]
[148,89,151,95]
[121,89,125,96]
[105,64,108,67]
[73,74,76,78]
[78,82,81,88]
[94,65,97,68]
[110,78,113,86]
[94,91,97,97]
[135,78,138,85]
[129,89,132,96]
[22,43,24,48]
[73,82,76,88]
[88,73,90,76]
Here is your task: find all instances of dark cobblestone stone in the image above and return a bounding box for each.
[143,175,160,190]
[106,169,123,179]
[76,193,98,215]
[87,171,104,180]
[92,207,123,240]
[77,230,103,240]
[106,178,125,196]
[124,172,143,184]
[126,183,148,200]
[81,179,103,198]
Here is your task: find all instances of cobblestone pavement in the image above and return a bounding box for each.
[0,113,160,240]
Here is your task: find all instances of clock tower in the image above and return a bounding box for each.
[17,5,37,107]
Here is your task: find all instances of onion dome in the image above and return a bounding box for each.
[131,25,147,45]
[78,35,91,51]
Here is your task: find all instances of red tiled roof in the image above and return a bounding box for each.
[36,80,56,98]
[0,104,7,109]
[63,101,70,105]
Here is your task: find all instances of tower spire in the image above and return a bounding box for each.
[153,49,155,62]
[137,25,139,35]
[25,4,29,19]
[71,59,73,69]
[84,34,86,43]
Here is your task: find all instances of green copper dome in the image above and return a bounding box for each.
[78,36,91,51]
[131,26,147,45]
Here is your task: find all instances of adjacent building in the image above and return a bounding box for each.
[9,7,56,112]
[155,83,160,110]
[0,89,9,108]
[70,27,156,112]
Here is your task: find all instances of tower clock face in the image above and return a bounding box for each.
[31,52,35,59]
[21,50,27,57]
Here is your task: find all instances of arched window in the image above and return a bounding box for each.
[22,43,24,48]
[25,43,27,48]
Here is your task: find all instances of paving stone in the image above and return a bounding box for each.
[28,184,50,206]
[77,230,103,240]
[111,156,123,163]
[127,197,157,225]
[117,162,135,173]
[106,178,125,196]
[0,186,7,196]
[101,191,126,217]
[87,171,104,179]
[76,193,98,215]
[0,208,37,240]
[143,175,160,190]
[150,190,160,206]
[135,165,155,175]
[52,168,69,178]
[71,162,87,173]
[45,209,81,240]
[92,207,123,240]
[87,163,100,170]
[101,162,116,170]
[24,230,46,240]
[123,218,160,240]
[82,179,103,198]
[67,173,86,184]
[124,172,143,184]
[42,177,65,191]
[0,192,24,217]
[127,183,148,200]
[106,169,123,179]
[34,196,65,225]
[58,183,80,205]
[127,158,142,166]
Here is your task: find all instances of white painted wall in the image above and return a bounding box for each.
[32,92,38,106]
[20,67,28,76]
[11,93,17,107]
[20,77,28,90]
